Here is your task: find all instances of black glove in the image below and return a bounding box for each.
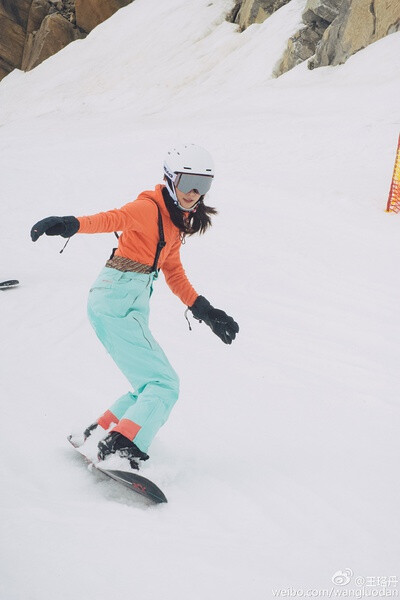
[31,216,80,241]
[189,295,239,345]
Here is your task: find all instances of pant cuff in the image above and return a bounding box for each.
[113,418,141,441]
[97,410,119,430]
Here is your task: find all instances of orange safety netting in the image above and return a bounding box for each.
[386,134,400,213]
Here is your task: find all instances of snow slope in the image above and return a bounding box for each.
[1,0,400,597]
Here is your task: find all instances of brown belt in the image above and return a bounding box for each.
[105,255,153,274]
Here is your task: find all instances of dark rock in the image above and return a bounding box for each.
[0,7,28,68]
[21,12,85,70]
[310,0,400,68]
[0,0,32,28]
[302,0,343,27]
[227,0,291,30]
[27,0,52,34]
[75,0,133,33]
[274,24,321,77]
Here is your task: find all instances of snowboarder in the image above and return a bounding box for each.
[31,144,239,470]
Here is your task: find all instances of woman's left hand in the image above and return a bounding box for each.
[189,295,239,345]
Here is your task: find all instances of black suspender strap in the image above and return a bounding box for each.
[151,201,166,272]
[109,232,120,259]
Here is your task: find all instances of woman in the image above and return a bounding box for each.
[31,143,239,469]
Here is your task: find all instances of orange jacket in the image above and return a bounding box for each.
[77,184,198,307]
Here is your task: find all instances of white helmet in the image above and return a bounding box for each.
[163,143,214,211]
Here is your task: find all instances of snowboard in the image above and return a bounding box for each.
[0,280,19,289]
[67,435,167,504]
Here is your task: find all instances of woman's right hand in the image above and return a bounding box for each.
[31,216,80,241]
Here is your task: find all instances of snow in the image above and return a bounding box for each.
[1,0,400,597]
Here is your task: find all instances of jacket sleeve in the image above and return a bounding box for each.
[77,200,148,234]
[161,238,199,307]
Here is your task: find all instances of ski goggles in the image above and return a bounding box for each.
[175,173,213,196]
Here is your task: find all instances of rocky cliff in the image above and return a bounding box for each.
[309,0,400,69]
[0,0,133,81]
[229,0,400,76]
[1,0,399,83]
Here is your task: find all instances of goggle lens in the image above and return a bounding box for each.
[175,173,213,196]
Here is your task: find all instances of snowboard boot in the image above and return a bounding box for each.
[97,431,149,470]
[83,422,99,441]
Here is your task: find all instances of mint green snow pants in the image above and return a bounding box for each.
[87,266,179,453]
